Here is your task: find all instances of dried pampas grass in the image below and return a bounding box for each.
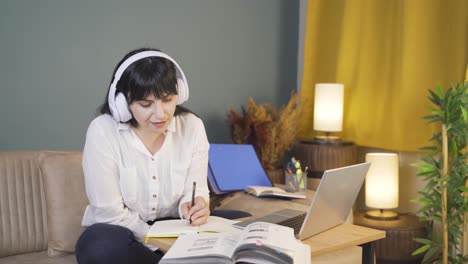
[226,93,301,170]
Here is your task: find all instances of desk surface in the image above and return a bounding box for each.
[147,223,385,257]
[147,188,385,259]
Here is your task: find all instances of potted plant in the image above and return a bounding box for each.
[413,81,468,264]
[226,93,301,183]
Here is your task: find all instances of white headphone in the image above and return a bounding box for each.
[107,50,189,122]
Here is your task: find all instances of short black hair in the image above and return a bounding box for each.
[99,48,191,126]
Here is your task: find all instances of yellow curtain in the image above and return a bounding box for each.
[299,0,468,151]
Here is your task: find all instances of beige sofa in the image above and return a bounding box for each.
[0,151,237,264]
[0,151,245,264]
[0,151,86,264]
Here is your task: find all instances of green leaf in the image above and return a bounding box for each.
[413,244,431,256]
[422,245,441,263]
[461,106,467,122]
[429,88,442,105]
[436,84,443,98]
[432,215,442,222]
[418,197,433,204]
[416,167,437,175]
[421,156,438,166]
[423,114,442,121]
[414,238,433,245]
[419,146,438,152]
[413,162,429,168]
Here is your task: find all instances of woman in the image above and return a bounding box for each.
[75,48,210,264]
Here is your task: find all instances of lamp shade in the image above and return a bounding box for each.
[365,153,399,209]
[313,83,344,132]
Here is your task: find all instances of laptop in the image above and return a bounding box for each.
[233,163,370,240]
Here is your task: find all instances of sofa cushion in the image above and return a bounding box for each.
[38,152,88,257]
[0,152,49,258]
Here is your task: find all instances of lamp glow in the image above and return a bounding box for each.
[365,153,399,220]
[313,83,344,133]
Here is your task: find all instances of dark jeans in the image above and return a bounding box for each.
[75,223,163,264]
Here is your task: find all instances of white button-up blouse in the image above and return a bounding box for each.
[80,113,210,243]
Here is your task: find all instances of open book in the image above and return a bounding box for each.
[245,186,306,199]
[160,222,311,264]
[145,216,239,241]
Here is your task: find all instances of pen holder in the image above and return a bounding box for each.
[285,172,307,193]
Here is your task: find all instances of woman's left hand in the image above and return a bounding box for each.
[181,196,210,226]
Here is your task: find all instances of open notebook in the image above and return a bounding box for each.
[145,216,239,241]
[244,186,306,199]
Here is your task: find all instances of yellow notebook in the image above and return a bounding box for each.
[145,216,240,242]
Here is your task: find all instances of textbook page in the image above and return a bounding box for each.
[234,222,308,264]
[160,233,240,264]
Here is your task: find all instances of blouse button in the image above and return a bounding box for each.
[153,194,157,198]
[152,176,156,180]
[152,208,156,211]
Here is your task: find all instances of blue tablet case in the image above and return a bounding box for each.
[208,144,273,193]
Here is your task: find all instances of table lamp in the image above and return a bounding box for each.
[294,83,354,182]
[313,83,344,141]
[365,153,399,220]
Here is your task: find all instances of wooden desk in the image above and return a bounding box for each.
[147,190,385,264]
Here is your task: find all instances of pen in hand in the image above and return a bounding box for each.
[190,181,196,224]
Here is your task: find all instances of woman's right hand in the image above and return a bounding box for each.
[181,196,210,226]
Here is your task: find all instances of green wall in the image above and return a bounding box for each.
[0,0,299,150]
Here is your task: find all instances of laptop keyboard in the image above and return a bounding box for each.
[233,214,286,228]
[233,209,307,235]
[278,212,307,234]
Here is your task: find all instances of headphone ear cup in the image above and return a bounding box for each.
[115,92,132,122]
[176,78,189,105]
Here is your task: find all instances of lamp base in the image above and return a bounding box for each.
[313,131,342,143]
[314,135,341,141]
[365,210,399,221]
